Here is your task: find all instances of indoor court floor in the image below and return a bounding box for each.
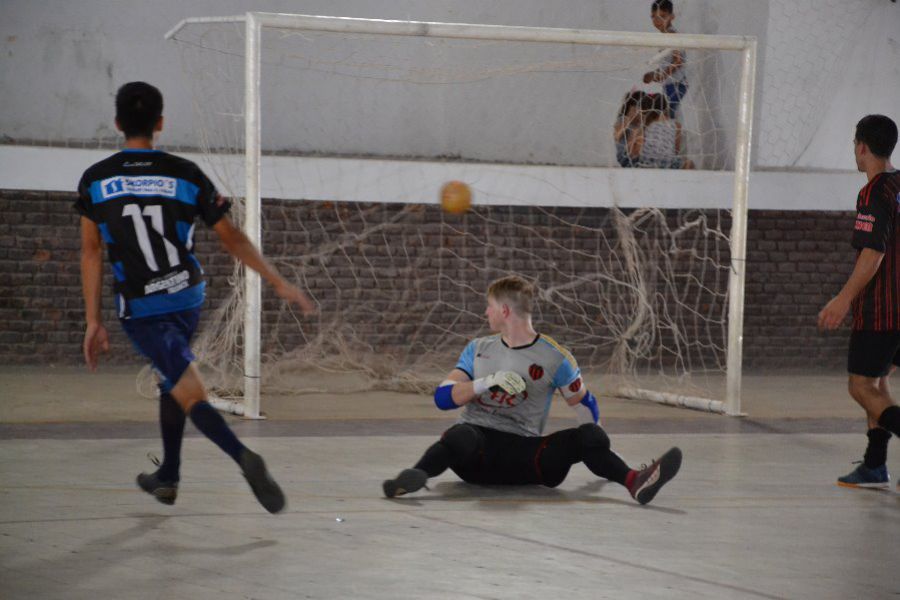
[2,366,898,599]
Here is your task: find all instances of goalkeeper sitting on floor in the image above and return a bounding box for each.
[383,275,682,505]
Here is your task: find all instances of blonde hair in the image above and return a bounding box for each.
[487,275,535,316]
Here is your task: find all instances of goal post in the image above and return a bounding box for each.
[725,39,757,416]
[165,13,757,418]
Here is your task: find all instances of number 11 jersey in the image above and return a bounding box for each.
[74,149,231,319]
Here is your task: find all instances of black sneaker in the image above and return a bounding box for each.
[240,449,286,514]
[383,468,428,498]
[136,470,179,506]
[628,447,682,505]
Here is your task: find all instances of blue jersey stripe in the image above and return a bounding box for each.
[125,281,206,319]
[89,177,199,206]
[188,254,203,274]
[112,261,126,282]
[173,180,199,206]
[98,223,114,244]
[175,221,194,244]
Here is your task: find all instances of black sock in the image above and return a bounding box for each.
[414,441,454,478]
[157,392,186,481]
[863,427,891,469]
[583,450,632,486]
[877,405,900,438]
[189,401,246,464]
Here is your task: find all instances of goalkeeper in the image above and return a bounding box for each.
[383,275,682,505]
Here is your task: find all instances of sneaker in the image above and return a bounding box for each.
[628,447,682,505]
[240,449,286,514]
[136,467,178,506]
[383,468,428,498]
[836,462,890,489]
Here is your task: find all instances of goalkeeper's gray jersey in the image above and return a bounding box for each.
[454,334,581,437]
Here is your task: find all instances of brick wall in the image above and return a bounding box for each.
[0,190,855,370]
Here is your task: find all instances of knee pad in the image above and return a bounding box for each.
[576,423,610,452]
[441,423,482,459]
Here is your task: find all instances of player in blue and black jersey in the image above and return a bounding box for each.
[76,82,315,513]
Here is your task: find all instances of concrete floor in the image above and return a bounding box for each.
[2,367,900,599]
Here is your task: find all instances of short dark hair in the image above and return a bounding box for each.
[855,115,898,158]
[115,82,163,139]
[652,0,674,14]
[640,93,670,125]
[618,90,647,119]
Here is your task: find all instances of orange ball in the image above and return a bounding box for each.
[440,180,472,215]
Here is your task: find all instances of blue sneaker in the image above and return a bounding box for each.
[836,462,890,489]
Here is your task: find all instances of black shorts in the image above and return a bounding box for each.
[450,424,580,488]
[847,330,900,378]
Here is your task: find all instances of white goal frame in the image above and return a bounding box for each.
[165,12,757,418]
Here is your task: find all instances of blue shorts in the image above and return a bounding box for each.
[663,82,688,117]
[615,139,637,168]
[120,308,201,393]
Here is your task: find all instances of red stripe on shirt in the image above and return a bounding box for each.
[854,172,900,331]
[876,264,883,329]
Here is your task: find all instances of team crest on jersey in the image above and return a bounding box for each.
[528,364,544,381]
[101,175,177,200]
[568,378,583,393]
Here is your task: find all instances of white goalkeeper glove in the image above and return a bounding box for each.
[473,371,527,396]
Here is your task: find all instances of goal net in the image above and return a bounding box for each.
[162,13,756,417]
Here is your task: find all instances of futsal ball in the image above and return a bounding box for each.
[440,180,472,215]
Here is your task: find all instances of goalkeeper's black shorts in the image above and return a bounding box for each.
[449,424,582,488]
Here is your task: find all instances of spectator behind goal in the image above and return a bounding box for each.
[613,91,647,168]
[633,94,694,170]
[643,0,689,118]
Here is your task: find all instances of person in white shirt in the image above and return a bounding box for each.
[642,0,688,118]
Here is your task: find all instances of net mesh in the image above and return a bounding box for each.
[163,18,745,402]
[758,0,877,168]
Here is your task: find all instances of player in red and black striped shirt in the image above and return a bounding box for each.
[819,114,900,488]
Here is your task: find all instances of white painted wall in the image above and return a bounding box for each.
[1,0,897,210]
[757,0,900,170]
[2,0,765,160]
[0,145,865,211]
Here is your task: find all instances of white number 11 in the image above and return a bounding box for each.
[122,204,180,272]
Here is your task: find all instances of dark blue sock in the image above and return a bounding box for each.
[189,401,246,464]
[158,392,185,482]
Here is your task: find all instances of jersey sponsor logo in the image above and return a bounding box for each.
[123,161,153,167]
[144,269,190,295]
[568,378,583,393]
[528,364,544,381]
[854,213,874,233]
[477,388,527,408]
[101,175,177,200]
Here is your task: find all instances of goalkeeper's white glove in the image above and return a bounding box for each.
[473,371,527,396]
